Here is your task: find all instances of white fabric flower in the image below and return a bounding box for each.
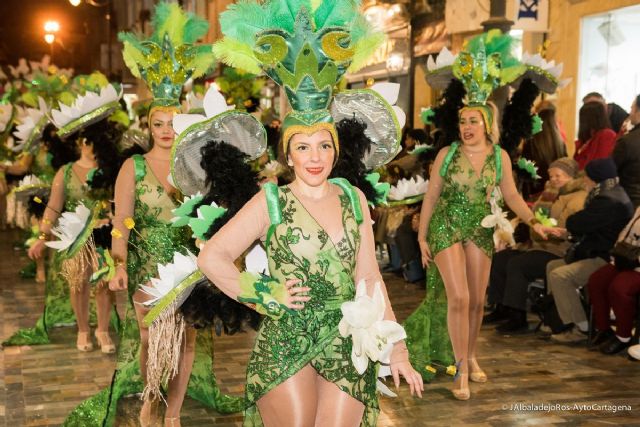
[16,174,43,188]
[370,82,406,130]
[339,280,407,375]
[481,188,515,247]
[139,251,199,307]
[172,86,234,135]
[388,176,428,201]
[12,98,48,152]
[45,203,92,251]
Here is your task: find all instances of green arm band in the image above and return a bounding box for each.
[238,271,292,319]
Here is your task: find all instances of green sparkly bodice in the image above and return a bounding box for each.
[128,154,190,291]
[428,142,502,257]
[244,180,379,426]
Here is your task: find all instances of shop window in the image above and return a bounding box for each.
[578,5,640,115]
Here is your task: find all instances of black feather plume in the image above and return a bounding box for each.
[500,78,540,158]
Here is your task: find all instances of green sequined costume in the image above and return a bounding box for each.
[404,142,501,380]
[63,155,242,426]
[243,180,378,426]
[4,163,88,346]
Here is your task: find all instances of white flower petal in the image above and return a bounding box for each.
[371,83,400,105]
[173,113,206,135]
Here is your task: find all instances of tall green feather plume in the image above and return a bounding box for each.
[212,39,261,74]
[314,0,359,29]
[349,32,385,72]
[219,0,268,45]
[466,29,525,85]
[189,45,216,79]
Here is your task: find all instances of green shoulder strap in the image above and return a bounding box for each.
[439,141,460,177]
[263,182,281,248]
[494,144,503,184]
[62,162,73,190]
[131,154,146,183]
[329,177,363,225]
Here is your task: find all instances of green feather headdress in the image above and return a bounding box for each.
[118,1,216,110]
[214,0,384,151]
[453,30,526,106]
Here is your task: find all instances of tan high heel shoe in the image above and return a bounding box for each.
[469,358,487,383]
[139,399,159,427]
[451,374,470,400]
[94,331,116,354]
[165,418,181,427]
[76,331,94,352]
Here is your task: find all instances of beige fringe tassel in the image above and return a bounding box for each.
[61,235,99,293]
[142,303,185,404]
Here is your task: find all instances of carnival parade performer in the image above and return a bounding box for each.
[203,1,423,425]
[406,30,563,400]
[63,3,243,426]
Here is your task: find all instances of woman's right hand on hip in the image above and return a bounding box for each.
[109,266,128,291]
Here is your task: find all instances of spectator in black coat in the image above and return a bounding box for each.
[612,94,640,208]
[545,158,634,344]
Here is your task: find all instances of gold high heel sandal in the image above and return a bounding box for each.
[94,331,116,354]
[139,399,159,427]
[469,358,487,383]
[164,418,181,427]
[451,374,470,400]
[76,331,94,352]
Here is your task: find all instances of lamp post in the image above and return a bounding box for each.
[44,20,60,62]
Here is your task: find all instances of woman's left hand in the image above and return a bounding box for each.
[391,360,424,398]
[532,223,556,240]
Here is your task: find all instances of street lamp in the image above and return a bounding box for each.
[44,20,60,62]
[69,0,81,6]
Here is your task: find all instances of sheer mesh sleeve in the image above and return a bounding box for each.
[111,158,136,263]
[418,147,447,243]
[498,149,535,223]
[198,189,270,300]
[353,189,409,362]
[40,167,66,235]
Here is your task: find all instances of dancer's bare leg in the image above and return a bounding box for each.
[315,375,364,427]
[134,287,158,425]
[35,256,46,283]
[94,285,115,352]
[464,242,491,381]
[256,364,318,427]
[164,327,197,423]
[70,267,92,350]
[434,243,470,396]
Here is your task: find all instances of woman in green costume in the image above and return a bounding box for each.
[410,32,555,400]
[23,118,119,352]
[63,3,242,426]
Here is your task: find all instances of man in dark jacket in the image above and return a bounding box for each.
[612,94,640,207]
[546,158,633,343]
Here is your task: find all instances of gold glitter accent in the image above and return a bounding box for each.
[321,31,354,62]
[282,123,339,158]
[254,34,288,65]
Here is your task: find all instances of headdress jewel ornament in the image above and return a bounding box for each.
[118,1,216,111]
[214,0,404,169]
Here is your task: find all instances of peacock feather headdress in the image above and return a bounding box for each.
[118,1,216,111]
[213,0,402,164]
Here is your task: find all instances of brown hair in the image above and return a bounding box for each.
[578,101,611,143]
[523,104,567,171]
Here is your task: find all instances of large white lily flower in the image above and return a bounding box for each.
[50,84,121,129]
[426,46,455,71]
[45,203,92,251]
[370,82,406,130]
[481,188,515,247]
[339,280,407,376]
[139,251,199,307]
[16,174,43,188]
[388,176,428,201]
[12,98,48,152]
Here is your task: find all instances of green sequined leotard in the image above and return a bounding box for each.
[63,155,242,426]
[404,142,501,380]
[243,180,378,426]
[3,163,87,346]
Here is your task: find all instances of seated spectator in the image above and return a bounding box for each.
[546,157,634,344]
[587,206,640,354]
[574,102,617,170]
[484,158,587,332]
[582,92,629,135]
[612,94,640,208]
